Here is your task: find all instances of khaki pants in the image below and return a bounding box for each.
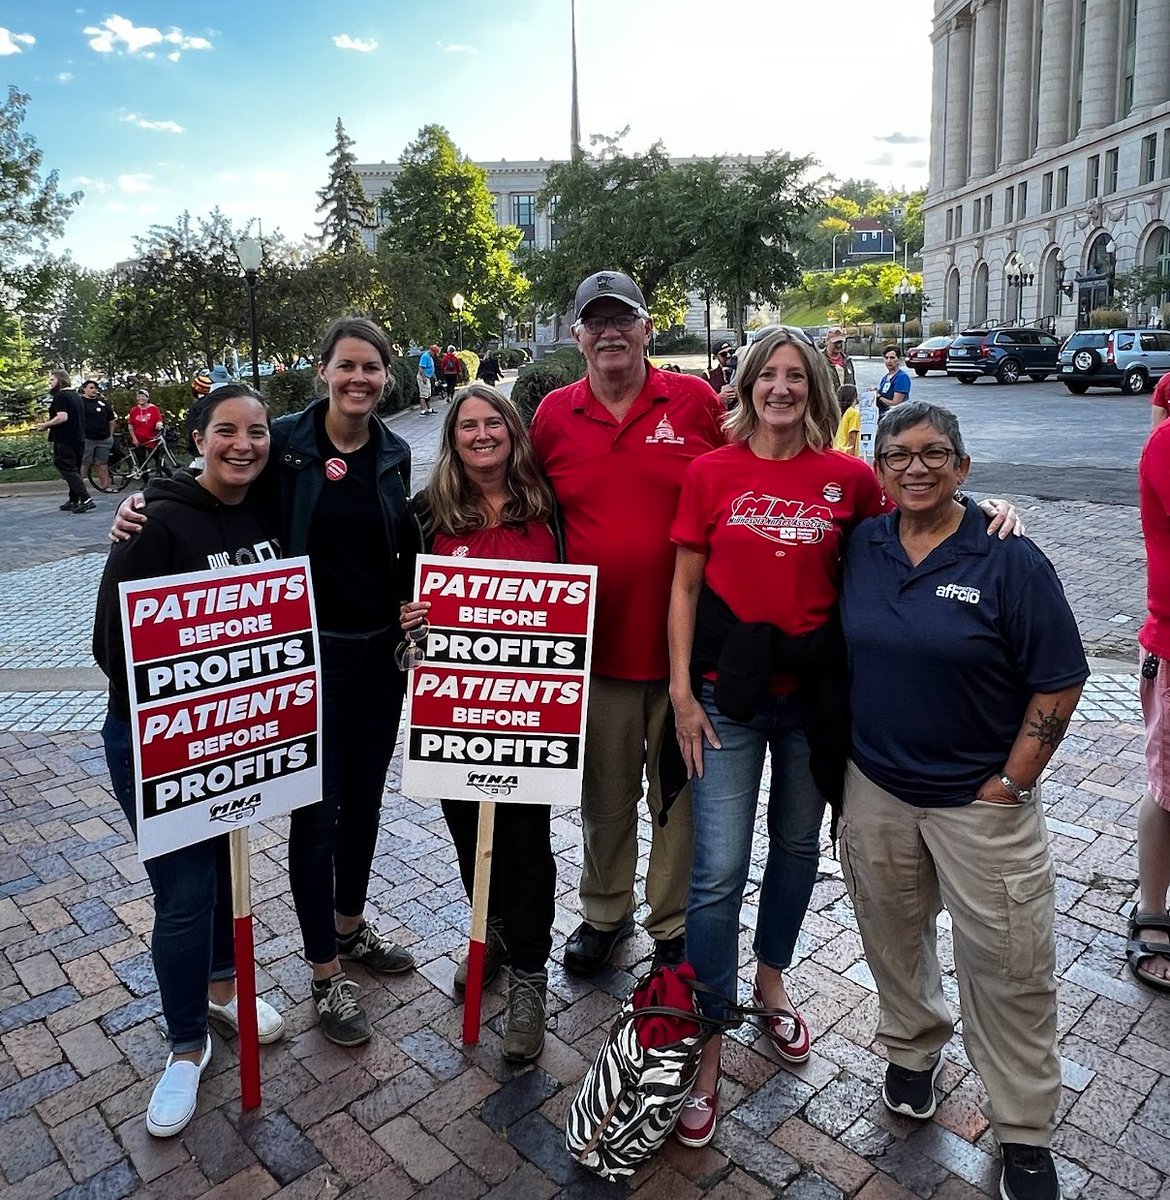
[579,677,693,940]
[839,761,1059,1147]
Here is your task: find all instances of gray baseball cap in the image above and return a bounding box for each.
[574,270,648,319]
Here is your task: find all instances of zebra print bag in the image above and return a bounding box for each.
[564,965,726,1179]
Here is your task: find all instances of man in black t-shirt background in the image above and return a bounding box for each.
[80,379,116,492]
[36,369,94,513]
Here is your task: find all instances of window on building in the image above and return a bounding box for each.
[1105,148,1119,194]
[973,200,981,233]
[511,194,535,228]
[1057,166,1069,207]
[984,194,992,228]
[1122,0,1138,116]
[1005,186,1015,223]
[1017,180,1027,218]
[1157,229,1170,306]
[1072,0,1087,131]
[955,205,963,238]
[1163,130,1170,179]
[1041,172,1053,213]
[1086,154,1100,199]
[946,208,954,241]
[1142,135,1159,185]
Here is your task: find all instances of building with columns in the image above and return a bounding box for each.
[923,0,1170,336]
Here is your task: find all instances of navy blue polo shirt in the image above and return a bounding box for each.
[840,502,1088,807]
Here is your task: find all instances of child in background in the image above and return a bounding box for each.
[833,383,860,455]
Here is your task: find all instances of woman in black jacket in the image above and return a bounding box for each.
[399,384,560,1064]
[94,384,285,1139]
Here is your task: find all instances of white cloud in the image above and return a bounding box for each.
[57,71,74,83]
[120,112,185,133]
[73,175,111,193]
[84,15,211,58]
[332,33,377,52]
[875,131,926,145]
[0,28,35,54]
[118,173,154,194]
[438,41,476,54]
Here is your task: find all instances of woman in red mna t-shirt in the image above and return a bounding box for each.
[399,384,560,1066]
[127,388,164,457]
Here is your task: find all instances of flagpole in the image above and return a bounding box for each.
[570,0,581,158]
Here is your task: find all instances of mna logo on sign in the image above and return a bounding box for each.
[209,793,262,823]
[468,772,519,797]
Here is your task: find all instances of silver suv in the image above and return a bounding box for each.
[1059,328,1170,394]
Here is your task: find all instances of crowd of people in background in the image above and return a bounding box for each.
[88,270,1170,1200]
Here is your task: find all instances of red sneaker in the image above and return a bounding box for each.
[752,985,811,1063]
[675,1077,718,1148]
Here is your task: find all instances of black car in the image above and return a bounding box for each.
[945,328,1062,384]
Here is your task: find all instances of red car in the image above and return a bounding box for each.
[907,336,954,376]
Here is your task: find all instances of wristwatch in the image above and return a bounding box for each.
[998,774,1033,802]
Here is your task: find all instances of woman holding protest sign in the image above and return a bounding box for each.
[112,317,417,1050]
[94,383,286,1139]
[399,383,561,1064]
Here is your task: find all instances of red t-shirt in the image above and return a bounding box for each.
[440,353,460,375]
[1152,372,1170,414]
[672,442,885,637]
[432,521,557,564]
[1140,422,1170,657]
[531,365,725,681]
[128,404,163,448]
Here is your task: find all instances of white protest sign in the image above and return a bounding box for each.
[858,387,879,464]
[119,558,322,860]
[402,555,597,805]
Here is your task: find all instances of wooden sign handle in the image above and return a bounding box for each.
[229,827,261,1110]
[461,802,497,1045]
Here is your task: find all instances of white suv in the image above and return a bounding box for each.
[1059,328,1170,394]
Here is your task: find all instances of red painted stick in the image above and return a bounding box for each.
[229,828,261,1111]
[461,802,496,1045]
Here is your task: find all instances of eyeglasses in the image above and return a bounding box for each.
[394,620,429,671]
[876,447,959,471]
[748,325,815,347]
[577,312,643,335]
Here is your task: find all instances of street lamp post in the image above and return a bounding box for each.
[234,236,263,389]
[452,292,465,351]
[895,275,918,351]
[1005,254,1036,324]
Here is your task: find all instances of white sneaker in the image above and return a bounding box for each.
[146,1035,211,1137]
[207,994,285,1043]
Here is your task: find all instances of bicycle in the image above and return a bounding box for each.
[89,431,182,493]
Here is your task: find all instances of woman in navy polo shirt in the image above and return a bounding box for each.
[838,400,1087,1200]
[876,345,912,411]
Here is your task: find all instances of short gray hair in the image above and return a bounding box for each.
[874,400,967,460]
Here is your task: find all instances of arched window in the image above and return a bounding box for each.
[946,267,961,325]
[1155,229,1170,307]
[1087,232,1113,276]
[973,262,989,325]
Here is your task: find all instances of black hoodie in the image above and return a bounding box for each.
[93,471,281,721]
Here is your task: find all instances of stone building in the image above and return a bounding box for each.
[923,0,1170,336]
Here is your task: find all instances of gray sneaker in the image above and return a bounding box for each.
[337,921,415,974]
[502,968,547,1063]
[454,920,508,995]
[312,973,371,1046]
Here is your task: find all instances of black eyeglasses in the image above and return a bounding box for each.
[577,312,643,335]
[876,447,959,471]
[748,325,816,348]
[394,620,429,671]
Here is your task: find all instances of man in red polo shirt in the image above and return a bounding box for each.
[530,270,725,974]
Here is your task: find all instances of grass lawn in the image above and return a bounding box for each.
[0,464,58,483]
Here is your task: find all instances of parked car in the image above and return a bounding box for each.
[945,327,1062,384]
[907,336,954,376]
[1058,328,1170,395]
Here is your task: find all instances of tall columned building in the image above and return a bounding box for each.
[923,0,1170,336]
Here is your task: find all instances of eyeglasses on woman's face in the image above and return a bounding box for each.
[876,446,959,472]
[577,312,643,335]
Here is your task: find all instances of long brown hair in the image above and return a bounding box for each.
[425,384,554,535]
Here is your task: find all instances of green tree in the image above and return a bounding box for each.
[376,124,527,346]
[0,304,43,418]
[316,118,375,254]
[0,87,81,265]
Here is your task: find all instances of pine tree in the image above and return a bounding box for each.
[315,118,375,254]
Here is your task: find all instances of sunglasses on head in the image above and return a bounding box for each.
[749,325,815,348]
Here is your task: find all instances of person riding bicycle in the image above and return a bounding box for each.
[127,388,163,468]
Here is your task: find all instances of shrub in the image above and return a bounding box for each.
[929,321,953,337]
[0,432,52,469]
[498,347,531,369]
[1089,307,1129,329]
[653,329,704,353]
[511,364,574,426]
[456,350,479,384]
[542,346,587,380]
[384,358,417,413]
[263,368,321,417]
[105,382,195,437]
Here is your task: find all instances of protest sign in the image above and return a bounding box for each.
[858,387,879,464]
[120,558,322,861]
[401,555,596,805]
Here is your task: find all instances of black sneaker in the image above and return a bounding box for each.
[454,919,508,995]
[73,499,96,513]
[502,968,547,1063]
[337,921,415,974]
[311,973,371,1046]
[651,934,686,969]
[882,1054,942,1118]
[563,916,635,976]
[1000,1144,1061,1200]
[59,499,78,511]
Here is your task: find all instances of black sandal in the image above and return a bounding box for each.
[1126,906,1170,993]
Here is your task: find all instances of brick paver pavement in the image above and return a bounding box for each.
[0,396,1164,1197]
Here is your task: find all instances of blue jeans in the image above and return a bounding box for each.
[103,712,234,1052]
[686,685,825,1019]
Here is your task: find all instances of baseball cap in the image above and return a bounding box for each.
[574,270,648,319]
[717,342,733,355]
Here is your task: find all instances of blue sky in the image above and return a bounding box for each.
[2,1,934,269]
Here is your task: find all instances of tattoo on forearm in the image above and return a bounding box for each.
[1026,704,1069,751]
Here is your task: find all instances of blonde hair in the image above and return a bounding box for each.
[724,328,840,450]
[425,384,555,535]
